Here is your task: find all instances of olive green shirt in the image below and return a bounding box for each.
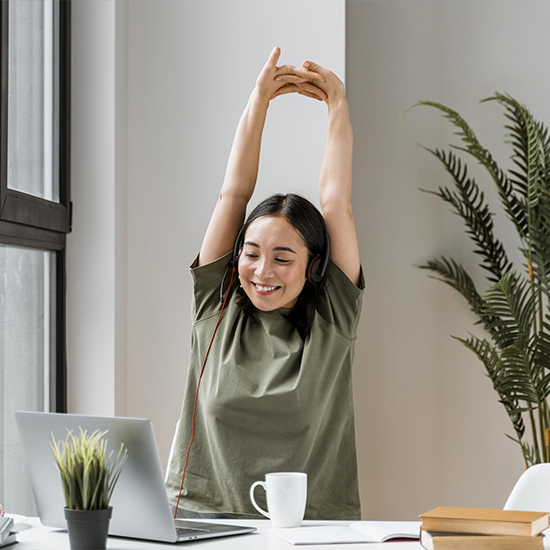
[166,252,365,520]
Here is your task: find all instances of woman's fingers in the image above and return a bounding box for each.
[276,64,325,83]
[303,60,345,104]
[302,60,336,87]
[296,89,325,101]
[275,74,318,85]
[257,48,336,103]
[265,46,281,70]
[271,84,298,99]
[295,81,326,100]
[275,75,326,98]
[302,60,328,76]
[271,81,326,101]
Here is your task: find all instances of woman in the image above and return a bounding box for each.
[166,47,364,520]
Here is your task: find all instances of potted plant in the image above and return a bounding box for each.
[51,428,127,550]
[413,93,550,468]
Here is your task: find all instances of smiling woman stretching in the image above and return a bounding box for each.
[165,47,364,520]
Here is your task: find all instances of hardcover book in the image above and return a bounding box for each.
[420,507,549,537]
[421,530,544,550]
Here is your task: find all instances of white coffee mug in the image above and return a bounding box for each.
[249,472,307,528]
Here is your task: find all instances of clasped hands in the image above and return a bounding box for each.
[256,46,345,105]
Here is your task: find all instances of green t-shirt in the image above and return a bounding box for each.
[166,252,365,520]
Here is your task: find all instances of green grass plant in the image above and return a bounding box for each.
[51,428,128,510]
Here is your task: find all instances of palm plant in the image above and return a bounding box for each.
[51,428,128,510]
[414,93,550,467]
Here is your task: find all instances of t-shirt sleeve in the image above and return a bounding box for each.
[316,261,366,340]
[190,252,233,321]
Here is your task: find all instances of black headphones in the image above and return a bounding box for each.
[305,218,331,284]
[220,217,331,302]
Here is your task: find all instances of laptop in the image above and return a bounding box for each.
[15,411,257,543]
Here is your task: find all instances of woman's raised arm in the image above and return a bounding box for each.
[274,60,360,285]
[198,48,326,266]
[316,68,360,286]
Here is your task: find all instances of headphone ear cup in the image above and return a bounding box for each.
[307,255,323,284]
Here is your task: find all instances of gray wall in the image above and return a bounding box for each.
[68,0,550,521]
[347,0,550,519]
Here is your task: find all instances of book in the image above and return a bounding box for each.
[270,521,421,545]
[420,507,549,537]
[420,530,544,550]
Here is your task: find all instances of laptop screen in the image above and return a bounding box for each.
[16,412,180,542]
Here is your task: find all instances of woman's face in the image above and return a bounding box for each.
[238,216,310,311]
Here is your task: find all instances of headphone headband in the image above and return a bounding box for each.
[229,225,246,269]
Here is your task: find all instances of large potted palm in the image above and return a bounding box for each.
[51,428,127,550]
[414,93,550,468]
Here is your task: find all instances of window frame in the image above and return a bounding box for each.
[0,0,71,413]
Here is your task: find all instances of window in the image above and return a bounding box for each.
[0,0,70,515]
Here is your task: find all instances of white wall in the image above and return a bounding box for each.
[68,0,117,415]
[68,0,550,522]
[68,0,129,417]
[124,0,345,476]
[68,0,345,480]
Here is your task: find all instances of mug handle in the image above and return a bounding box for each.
[249,481,270,519]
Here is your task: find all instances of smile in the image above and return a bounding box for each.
[252,283,280,293]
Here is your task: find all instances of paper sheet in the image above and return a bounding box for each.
[270,521,421,545]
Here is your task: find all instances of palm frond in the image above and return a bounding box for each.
[412,100,482,153]
[534,331,550,400]
[419,256,496,331]
[421,147,512,282]
[455,334,526,440]
[484,93,550,292]
[528,188,550,293]
[505,434,539,467]
[483,93,540,209]
[483,271,535,350]
[414,100,529,240]
[498,344,540,404]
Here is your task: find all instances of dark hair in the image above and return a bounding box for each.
[236,193,328,339]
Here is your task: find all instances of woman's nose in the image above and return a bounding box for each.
[255,258,274,278]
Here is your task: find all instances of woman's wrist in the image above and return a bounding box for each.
[327,95,349,114]
[250,86,273,109]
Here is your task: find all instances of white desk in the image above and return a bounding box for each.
[14,518,424,549]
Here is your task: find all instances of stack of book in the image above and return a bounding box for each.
[419,506,549,549]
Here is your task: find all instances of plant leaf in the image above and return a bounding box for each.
[453,334,526,440]
[420,148,513,283]
[483,271,535,350]
[413,100,529,240]
[419,256,496,332]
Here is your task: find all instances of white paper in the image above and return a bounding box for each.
[270,521,421,545]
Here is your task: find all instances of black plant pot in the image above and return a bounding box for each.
[64,507,112,550]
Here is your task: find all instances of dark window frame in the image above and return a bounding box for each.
[0,0,71,413]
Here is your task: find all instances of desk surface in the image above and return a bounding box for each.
[14,518,424,549]
[15,518,550,549]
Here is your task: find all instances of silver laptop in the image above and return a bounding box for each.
[15,411,256,543]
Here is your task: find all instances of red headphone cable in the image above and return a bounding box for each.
[173,266,236,519]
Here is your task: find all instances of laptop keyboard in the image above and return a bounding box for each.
[176,526,210,536]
